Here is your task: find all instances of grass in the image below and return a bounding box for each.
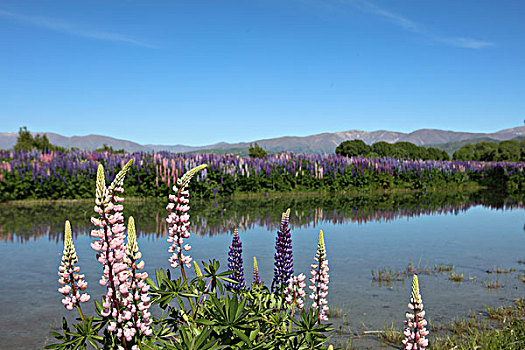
[448,271,465,282]
[486,266,516,274]
[328,305,348,319]
[376,323,404,345]
[482,279,503,289]
[371,259,456,285]
[371,267,405,283]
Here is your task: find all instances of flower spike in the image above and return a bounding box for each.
[90,160,135,340]
[402,274,429,349]
[228,228,245,290]
[309,230,329,322]
[253,256,261,286]
[58,220,90,313]
[272,208,293,291]
[166,164,207,281]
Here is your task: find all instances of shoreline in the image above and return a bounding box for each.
[0,184,489,206]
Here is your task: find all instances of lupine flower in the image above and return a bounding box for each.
[284,273,306,310]
[227,228,245,290]
[90,160,133,340]
[58,220,90,312]
[253,256,261,286]
[272,208,293,291]
[166,164,207,281]
[117,216,153,340]
[309,230,329,322]
[402,274,429,350]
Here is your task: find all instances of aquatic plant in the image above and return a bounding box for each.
[448,271,465,282]
[402,274,429,349]
[57,220,90,315]
[227,228,245,290]
[309,230,330,322]
[272,208,293,291]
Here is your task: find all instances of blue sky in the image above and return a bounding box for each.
[1,0,524,146]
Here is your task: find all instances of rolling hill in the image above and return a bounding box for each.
[1,126,523,155]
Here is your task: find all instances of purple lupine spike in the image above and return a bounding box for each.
[272,208,293,291]
[228,228,245,290]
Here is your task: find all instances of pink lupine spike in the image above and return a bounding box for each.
[166,164,207,281]
[123,216,152,337]
[58,220,90,318]
[402,274,429,349]
[309,230,329,322]
[91,160,136,342]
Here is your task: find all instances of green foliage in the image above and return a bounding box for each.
[429,299,525,350]
[335,140,370,157]
[336,139,449,160]
[95,144,125,154]
[48,260,334,349]
[14,126,66,152]
[454,139,525,161]
[249,143,267,158]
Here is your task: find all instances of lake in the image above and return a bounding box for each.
[0,190,524,349]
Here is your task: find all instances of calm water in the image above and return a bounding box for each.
[0,191,524,349]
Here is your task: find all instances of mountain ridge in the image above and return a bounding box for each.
[1,126,523,155]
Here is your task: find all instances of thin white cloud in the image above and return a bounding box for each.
[349,0,494,49]
[438,37,494,49]
[0,9,155,48]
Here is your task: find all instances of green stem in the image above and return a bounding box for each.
[76,304,85,322]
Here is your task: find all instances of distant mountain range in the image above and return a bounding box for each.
[1,126,524,155]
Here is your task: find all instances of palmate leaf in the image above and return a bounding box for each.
[201,259,236,294]
[172,326,224,350]
[289,309,334,348]
[45,317,104,350]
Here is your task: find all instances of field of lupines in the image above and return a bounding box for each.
[47,160,435,350]
[0,149,524,202]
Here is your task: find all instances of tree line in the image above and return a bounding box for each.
[335,140,450,160]
[452,140,525,162]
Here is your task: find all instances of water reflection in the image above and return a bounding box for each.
[1,190,522,243]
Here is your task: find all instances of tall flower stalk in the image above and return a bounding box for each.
[166,164,207,281]
[272,208,293,291]
[228,228,245,290]
[402,274,429,350]
[309,230,329,322]
[253,256,261,286]
[58,220,90,318]
[90,160,133,344]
